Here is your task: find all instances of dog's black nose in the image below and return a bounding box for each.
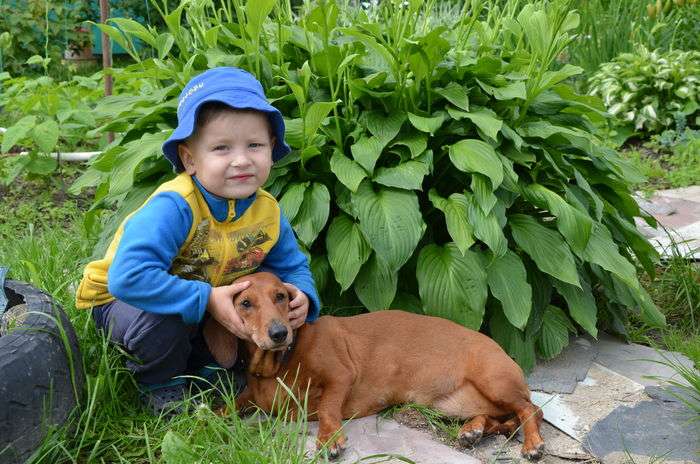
[268,322,288,343]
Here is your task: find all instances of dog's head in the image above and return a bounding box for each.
[204,272,294,368]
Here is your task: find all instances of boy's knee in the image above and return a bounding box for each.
[125,313,191,357]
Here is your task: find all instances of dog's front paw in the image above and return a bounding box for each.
[317,435,347,460]
[522,442,545,461]
[458,428,483,448]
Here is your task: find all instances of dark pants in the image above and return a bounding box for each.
[92,300,216,385]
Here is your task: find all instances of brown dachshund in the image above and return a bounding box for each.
[204,272,545,460]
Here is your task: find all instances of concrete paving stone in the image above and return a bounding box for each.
[528,337,599,394]
[531,363,647,442]
[654,186,700,202]
[634,186,700,259]
[306,415,481,464]
[584,399,700,463]
[594,333,696,387]
[649,223,700,259]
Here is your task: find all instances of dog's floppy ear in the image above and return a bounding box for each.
[203,317,239,369]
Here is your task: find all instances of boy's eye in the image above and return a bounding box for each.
[213,145,228,151]
[249,142,264,149]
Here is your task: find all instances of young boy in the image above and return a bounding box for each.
[75,67,320,414]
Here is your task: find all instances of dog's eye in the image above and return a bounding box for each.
[275,292,287,302]
[240,299,252,309]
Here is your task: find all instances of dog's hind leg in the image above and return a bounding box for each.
[458,414,520,447]
[514,402,545,460]
[458,414,487,447]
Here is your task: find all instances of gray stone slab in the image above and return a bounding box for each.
[594,333,696,387]
[528,337,599,394]
[531,363,647,442]
[584,399,700,463]
[645,385,699,406]
[306,415,480,464]
[655,186,700,202]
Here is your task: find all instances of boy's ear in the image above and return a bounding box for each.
[178,143,197,175]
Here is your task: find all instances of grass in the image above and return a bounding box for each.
[628,235,700,369]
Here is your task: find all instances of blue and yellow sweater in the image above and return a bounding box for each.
[75,173,320,324]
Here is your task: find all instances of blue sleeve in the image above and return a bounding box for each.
[259,212,321,321]
[107,192,211,324]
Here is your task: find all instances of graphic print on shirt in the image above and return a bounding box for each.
[222,222,274,277]
[171,219,218,281]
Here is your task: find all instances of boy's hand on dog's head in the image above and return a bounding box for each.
[284,283,309,329]
[207,281,252,341]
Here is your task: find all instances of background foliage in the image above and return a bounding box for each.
[61,0,667,372]
[588,47,700,135]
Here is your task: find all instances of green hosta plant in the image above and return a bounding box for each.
[588,46,700,136]
[71,0,665,372]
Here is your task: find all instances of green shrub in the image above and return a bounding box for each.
[588,46,700,136]
[69,0,664,372]
[567,0,700,79]
[0,72,105,184]
[0,0,92,76]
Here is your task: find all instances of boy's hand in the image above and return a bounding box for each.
[207,281,252,340]
[283,283,309,329]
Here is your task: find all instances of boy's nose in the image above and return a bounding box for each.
[229,153,252,167]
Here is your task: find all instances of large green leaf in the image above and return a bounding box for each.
[487,251,532,330]
[351,181,425,271]
[476,78,527,100]
[391,132,428,159]
[291,183,330,247]
[304,101,338,139]
[2,115,36,153]
[279,182,309,222]
[446,106,502,141]
[407,112,446,135]
[330,150,367,192]
[580,223,638,289]
[109,132,166,196]
[351,135,385,174]
[435,82,469,111]
[509,214,580,287]
[471,173,497,214]
[522,184,592,254]
[536,305,575,360]
[373,158,429,190]
[449,139,503,188]
[364,111,405,144]
[489,309,536,373]
[416,243,488,329]
[326,214,371,292]
[467,195,508,257]
[32,119,59,153]
[553,278,598,337]
[429,190,475,255]
[354,253,397,310]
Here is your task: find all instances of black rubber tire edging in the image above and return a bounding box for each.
[0,280,85,464]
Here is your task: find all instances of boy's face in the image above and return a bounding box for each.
[178,110,275,199]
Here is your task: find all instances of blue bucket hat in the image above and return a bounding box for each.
[162,67,291,172]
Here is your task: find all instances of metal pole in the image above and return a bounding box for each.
[99,0,114,143]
